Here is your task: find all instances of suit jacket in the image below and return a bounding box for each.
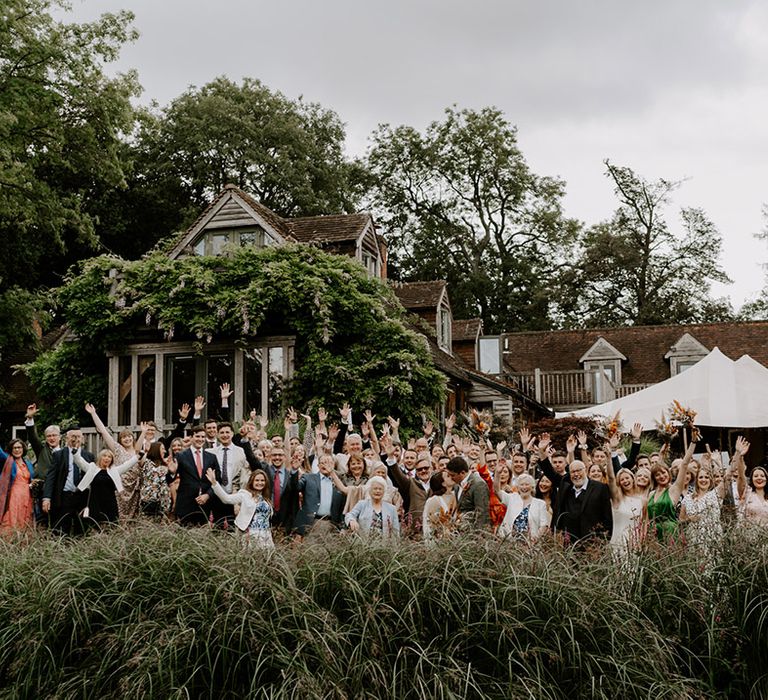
[208,444,249,494]
[387,459,430,522]
[293,472,344,535]
[456,473,490,529]
[539,458,613,543]
[261,463,298,532]
[25,421,57,480]
[44,447,96,509]
[174,447,221,520]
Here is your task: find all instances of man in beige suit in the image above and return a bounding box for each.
[382,434,431,535]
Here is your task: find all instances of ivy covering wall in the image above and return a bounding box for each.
[27,244,446,428]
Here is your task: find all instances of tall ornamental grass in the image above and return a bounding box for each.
[0,525,766,699]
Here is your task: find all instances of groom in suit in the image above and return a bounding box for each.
[536,434,613,545]
[445,456,490,531]
[175,425,221,525]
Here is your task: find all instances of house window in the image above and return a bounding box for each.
[437,302,452,353]
[192,227,272,256]
[478,337,501,375]
[671,358,701,376]
[665,333,708,377]
[164,353,234,424]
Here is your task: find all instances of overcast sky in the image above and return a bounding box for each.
[64,0,768,310]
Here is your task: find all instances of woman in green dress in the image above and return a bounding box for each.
[647,441,696,542]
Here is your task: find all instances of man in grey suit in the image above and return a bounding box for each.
[446,456,490,531]
[292,453,344,539]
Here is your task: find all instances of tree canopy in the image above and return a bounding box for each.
[26,245,446,429]
[555,162,733,327]
[0,0,139,360]
[366,106,580,334]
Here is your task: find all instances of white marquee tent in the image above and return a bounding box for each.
[561,348,768,429]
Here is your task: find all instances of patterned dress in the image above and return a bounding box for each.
[247,498,274,549]
[682,489,722,570]
[140,459,171,516]
[115,445,141,521]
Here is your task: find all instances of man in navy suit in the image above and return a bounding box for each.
[293,453,344,539]
[174,425,221,525]
[42,426,95,535]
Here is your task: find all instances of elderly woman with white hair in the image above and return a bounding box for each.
[494,472,550,542]
[344,476,400,538]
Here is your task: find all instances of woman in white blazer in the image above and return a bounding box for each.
[495,473,550,542]
[345,476,400,539]
[206,467,274,549]
[74,449,139,524]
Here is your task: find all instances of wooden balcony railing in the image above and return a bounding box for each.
[507,368,623,408]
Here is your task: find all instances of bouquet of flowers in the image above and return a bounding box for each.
[463,408,494,441]
[654,411,679,443]
[668,400,701,442]
[594,410,624,441]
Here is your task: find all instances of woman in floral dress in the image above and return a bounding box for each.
[140,442,174,518]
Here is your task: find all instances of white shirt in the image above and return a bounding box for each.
[209,443,247,494]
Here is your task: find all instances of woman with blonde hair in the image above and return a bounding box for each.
[74,448,139,525]
[680,459,727,567]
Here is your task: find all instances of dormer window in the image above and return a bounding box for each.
[579,337,626,389]
[665,333,708,376]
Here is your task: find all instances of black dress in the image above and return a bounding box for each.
[86,470,119,523]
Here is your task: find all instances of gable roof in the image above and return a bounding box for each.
[453,318,482,342]
[390,280,447,310]
[504,321,768,385]
[287,213,371,244]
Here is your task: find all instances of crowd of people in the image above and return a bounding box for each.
[0,385,764,561]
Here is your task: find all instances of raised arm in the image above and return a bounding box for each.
[442,413,455,449]
[328,469,350,495]
[733,436,750,500]
[73,451,95,473]
[565,433,577,466]
[301,411,314,457]
[85,403,117,452]
[24,404,44,457]
[114,454,139,475]
[206,468,244,505]
[577,430,591,467]
[624,423,642,471]
[669,440,696,503]
[605,437,621,506]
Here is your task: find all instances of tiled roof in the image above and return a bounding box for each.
[227,185,293,240]
[503,321,768,385]
[390,280,447,310]
[287,213,371,243]
[453,318,482,342]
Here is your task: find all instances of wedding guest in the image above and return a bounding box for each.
[0,439,36,530]
[74,449,140,525]
[345,476,400,539]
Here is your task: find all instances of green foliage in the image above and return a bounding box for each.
[22,340,108,428]
[28,245,445,429]
[366,106,580,334]
[556,161,734,327]
[0,526,766,698]
[0,0,138,359]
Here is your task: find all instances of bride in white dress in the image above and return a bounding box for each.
[607,427,646,554]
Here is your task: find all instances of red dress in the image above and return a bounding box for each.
[1,460,33,529]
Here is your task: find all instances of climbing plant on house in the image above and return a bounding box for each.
[26,245,446,429]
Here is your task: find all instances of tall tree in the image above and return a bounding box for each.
[738,206,768,320]
[556,162,733,327]
[366,106,579,333]
[0,0,139,361]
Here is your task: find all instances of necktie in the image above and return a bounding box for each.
[71,448,80,482]
[195,450,203,478]
[273,469,281,512]
[221,447,228,487]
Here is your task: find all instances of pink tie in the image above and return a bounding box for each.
[195,450,203,478]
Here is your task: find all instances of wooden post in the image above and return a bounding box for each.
[534,368,542,403]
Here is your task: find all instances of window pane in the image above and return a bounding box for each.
[210,233,230,256]
[239,230,264,248]
[119,356,132,426]
[138,355,156,423]
[167,356,196,424]
[193,238,205,256]
[206,354,234,413]
[268,347,284,419]
[244,347,263,416]
[479,338,501,374]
